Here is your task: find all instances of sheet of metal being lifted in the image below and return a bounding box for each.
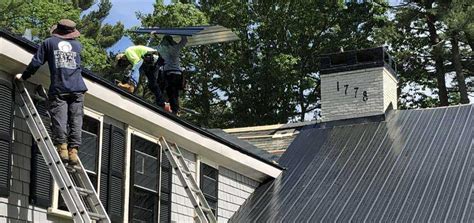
[132,25,240,47]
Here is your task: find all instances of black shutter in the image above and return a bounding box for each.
[100,124,111,210]
[29,93,53,207]
[160,150,172,223]
[0,79,13,196]
[108,125,125,222]
[30,143,52,207]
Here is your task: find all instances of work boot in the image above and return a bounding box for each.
[57,143,69,162]
[68,147,79,165]
[117,82,135,93]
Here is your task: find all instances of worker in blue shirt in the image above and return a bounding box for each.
[15,19,86,165]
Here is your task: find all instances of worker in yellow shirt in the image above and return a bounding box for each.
[116,45,171,112]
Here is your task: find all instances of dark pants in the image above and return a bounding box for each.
[163,71,182,114]
[141,62,166,107]
[48,93,84,148]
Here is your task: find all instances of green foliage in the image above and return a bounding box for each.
[0,0,124,75]
[0,1,80,41]
[389,0,473,108]
[80,37,109,71]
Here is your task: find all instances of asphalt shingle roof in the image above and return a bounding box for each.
[230,104,474,222]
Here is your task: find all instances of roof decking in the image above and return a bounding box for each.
[230,104,474,222]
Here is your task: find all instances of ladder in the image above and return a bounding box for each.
[158,137,217,223]
[15,81,110,223]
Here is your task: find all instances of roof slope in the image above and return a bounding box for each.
[230,104,474,222]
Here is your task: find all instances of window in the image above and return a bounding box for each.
[57,115,101,211]
[130,134,159,223]
[200,163,218,216]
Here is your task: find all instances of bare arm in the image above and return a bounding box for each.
[178,36,188,48]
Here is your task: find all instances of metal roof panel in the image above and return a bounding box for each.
[230,104,474,222]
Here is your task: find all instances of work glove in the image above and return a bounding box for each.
[15,73,23,81]
[121,71,132,83]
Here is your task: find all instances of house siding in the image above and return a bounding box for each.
[0,70,267,223]
[218,167,259,222]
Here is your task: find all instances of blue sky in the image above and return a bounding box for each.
[102,0,402,52]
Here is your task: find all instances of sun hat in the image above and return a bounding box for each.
[50,19,80,39]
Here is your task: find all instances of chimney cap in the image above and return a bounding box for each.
[319,47,397,77]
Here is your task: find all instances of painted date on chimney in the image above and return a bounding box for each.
[336,81,368,101]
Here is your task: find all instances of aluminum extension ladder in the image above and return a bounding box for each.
[15,81,110,223]
[158,137,217,223]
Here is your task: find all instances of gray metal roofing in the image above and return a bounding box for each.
[134,25,239,47]
[230,104,474,222]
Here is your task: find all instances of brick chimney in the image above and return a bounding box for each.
[319,47,398,122]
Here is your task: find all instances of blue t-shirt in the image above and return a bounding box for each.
[22,36,88,95]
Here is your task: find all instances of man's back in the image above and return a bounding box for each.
[22,36,87,95]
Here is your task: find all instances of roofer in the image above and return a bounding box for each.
[154,34,188,115]
[15,19,86,165]
[115,45,171,112]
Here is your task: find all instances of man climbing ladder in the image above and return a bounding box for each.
[15,19,110,222]
[15,19,86,165]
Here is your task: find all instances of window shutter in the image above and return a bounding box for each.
[160,150,172,222]
[109,125,125,222]
[30,143,52,207]
[0,79,13,196]
[100,124,111,210]
[29,94,52,207]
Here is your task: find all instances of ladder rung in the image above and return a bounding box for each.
[190,187,202,194]
[75,187,94,196]
[171,150,182,157]
[181,169,191,176]
[200,206,212,213]
[66,165,83,173]
[88,212,107,220]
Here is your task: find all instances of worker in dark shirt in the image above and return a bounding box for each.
[15,19,87,165]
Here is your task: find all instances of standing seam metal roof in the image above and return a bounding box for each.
[230,104,474,222]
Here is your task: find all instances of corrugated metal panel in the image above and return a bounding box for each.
[134,25,239,47]
[230,104,474,222]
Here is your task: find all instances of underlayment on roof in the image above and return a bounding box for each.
[207,129,277,162]
[224,121,317,160]
[230,104,474,222]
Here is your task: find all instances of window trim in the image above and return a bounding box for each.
[48,108,104,218]
[128,129,161,223]
[199,160,219,219]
